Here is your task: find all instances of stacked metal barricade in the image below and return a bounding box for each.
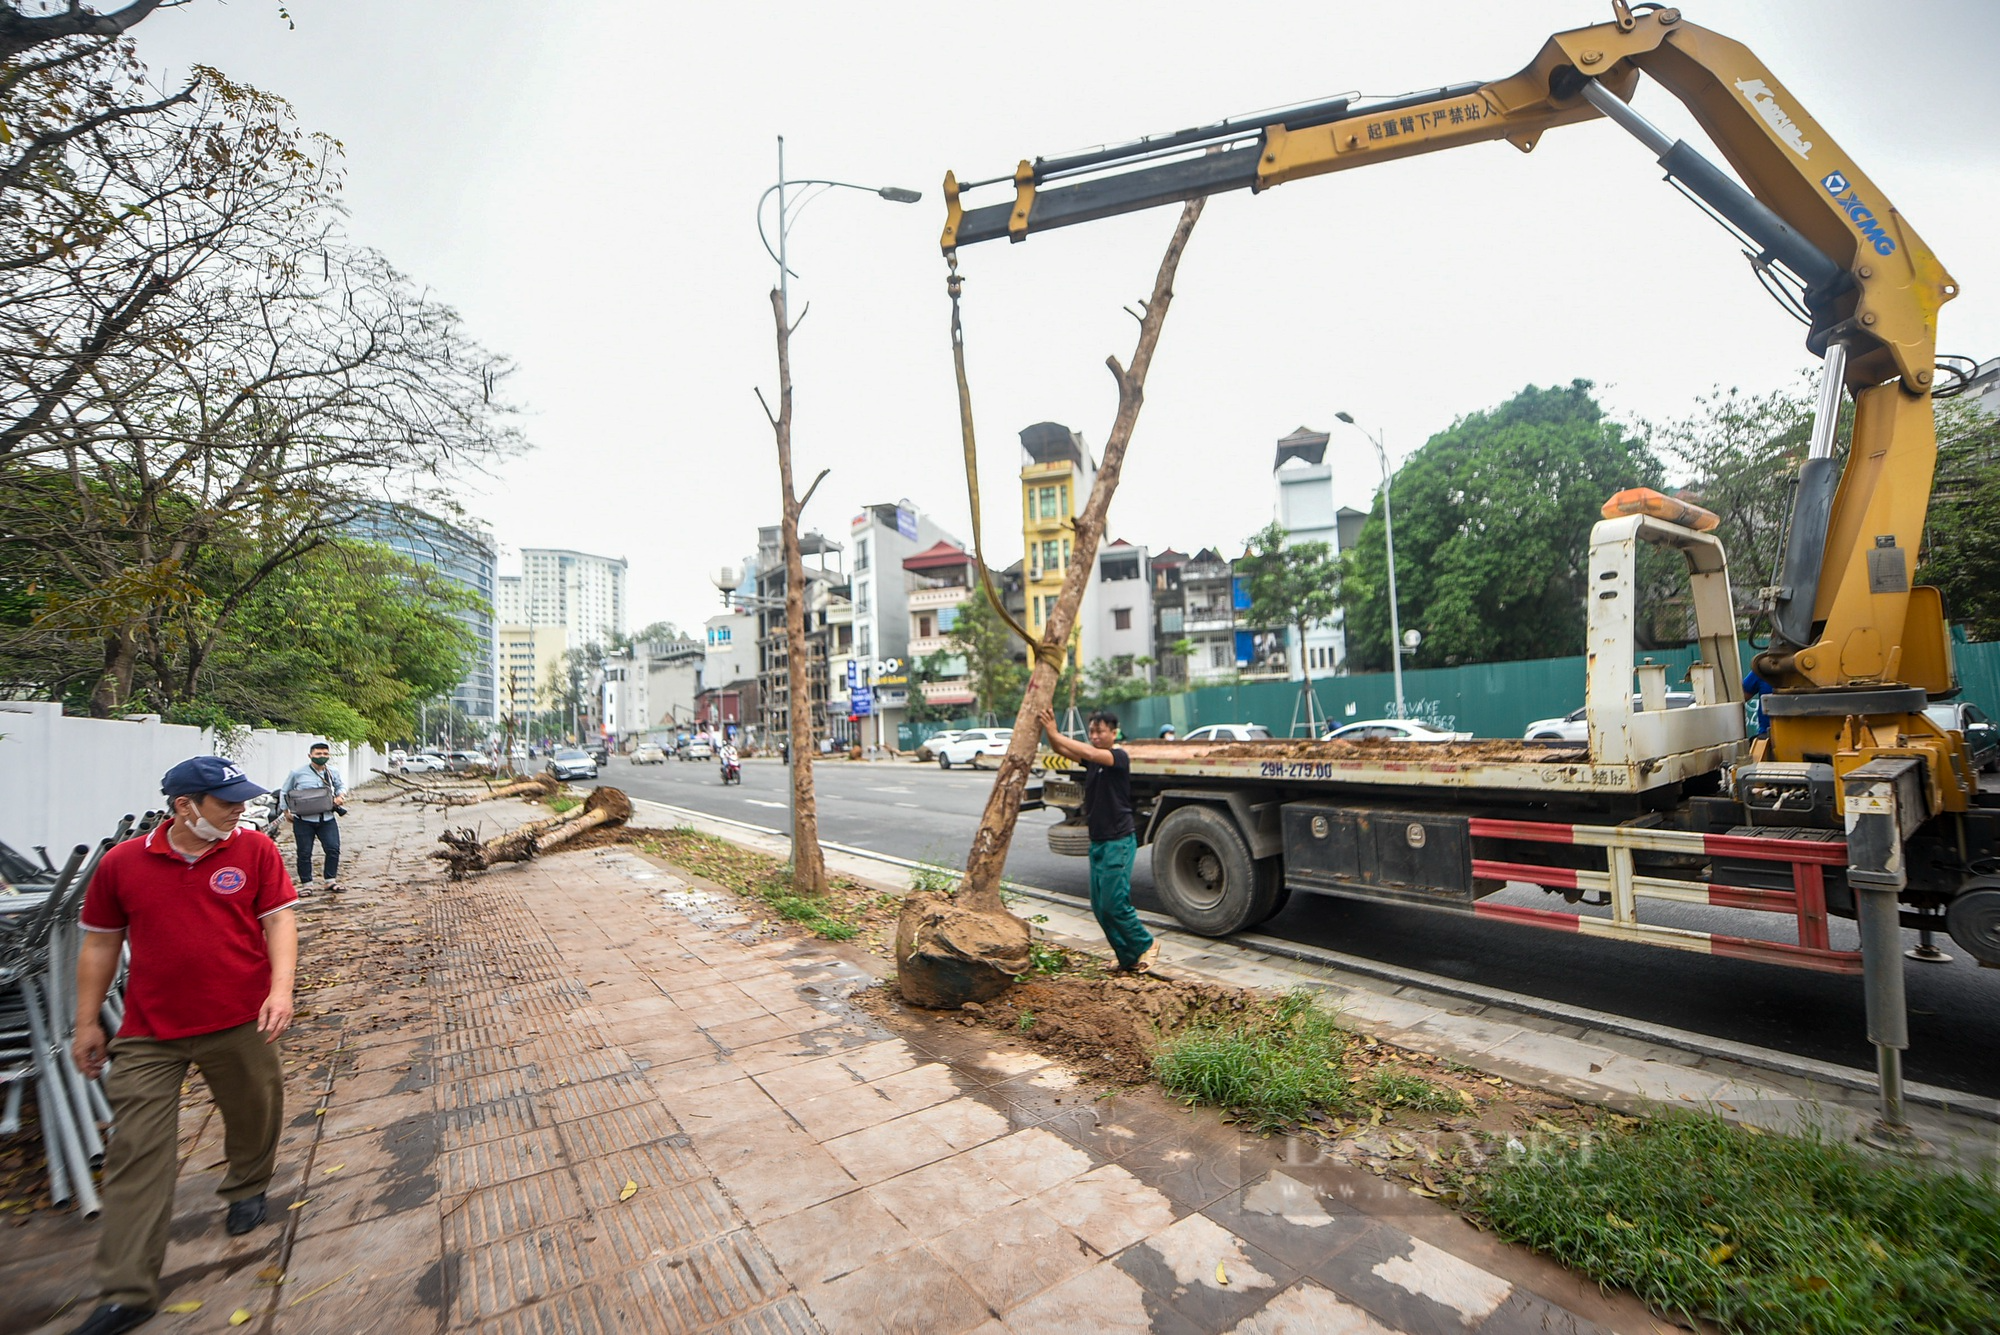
[0,814,155,1216]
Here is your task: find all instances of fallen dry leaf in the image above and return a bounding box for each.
[289,1200,309,1210]
[619,1179,639,1202]
[161,1301,202,1313]
[229,1309,253,1326]
[1215,1260,1228,1286]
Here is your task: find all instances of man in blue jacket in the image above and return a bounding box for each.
[277,741,347,893]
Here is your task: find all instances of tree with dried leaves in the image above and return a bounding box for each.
[1,62,520,717]
[897,199,1205,1007]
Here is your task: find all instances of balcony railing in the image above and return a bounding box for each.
[907,586,968,611]
[1183,608,1234,632]
[908,635,956,659]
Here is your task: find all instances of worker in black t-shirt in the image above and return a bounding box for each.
[1038,706,1159,972]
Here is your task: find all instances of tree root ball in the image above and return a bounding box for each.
[893,892,1033,1008]
[584,786,632,823]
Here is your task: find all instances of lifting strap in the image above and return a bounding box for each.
[945,251,1065,669]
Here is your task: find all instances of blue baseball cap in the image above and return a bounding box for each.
[161,756,270,802]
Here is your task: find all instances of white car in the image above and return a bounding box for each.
[1523,692,1697,742]
[400,753,446,773]
[681,739,715,761]
[935,728,1013,768]
[1324,719,1473,743]
[916,730,964,760]
[631,743,667,765]
[1182,724,1274,743]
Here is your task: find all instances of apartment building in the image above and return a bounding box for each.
[1019,422,1100,667]
[516,547,628,652]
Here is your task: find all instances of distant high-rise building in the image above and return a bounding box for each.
[516,548,627,652]
[496,573,525,625]
[349,503,499,721]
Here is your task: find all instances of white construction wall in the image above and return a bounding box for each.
[0,701,385,860]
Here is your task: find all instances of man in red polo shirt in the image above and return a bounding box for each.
[68,756,299,1335]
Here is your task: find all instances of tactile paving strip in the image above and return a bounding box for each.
[445,1168,589,1252]
[452,1221,602,1326]
[437,1128,568,1196]
[618,1232,792,1330]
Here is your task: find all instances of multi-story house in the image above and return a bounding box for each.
[1150,548,1189,683]
[1273,425,1364,678]
[848,501,963,745]
[754,526,843,748]
[1019,422,1100,667]
[903,541,978,716]
[1095,540,1154,679]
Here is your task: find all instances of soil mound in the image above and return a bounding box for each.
[968,973,1258,1083]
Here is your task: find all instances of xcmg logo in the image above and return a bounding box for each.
[1820,171,1897,257]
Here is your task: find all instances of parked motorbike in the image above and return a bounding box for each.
[719,755,741,785]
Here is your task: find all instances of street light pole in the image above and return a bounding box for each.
[754,140,920,890]
[1336,412,1405,721]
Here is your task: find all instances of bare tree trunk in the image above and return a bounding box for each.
[958,198,1205,913]
[768,288,829,897]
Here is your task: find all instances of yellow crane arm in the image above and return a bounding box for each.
[941,2,1971,811]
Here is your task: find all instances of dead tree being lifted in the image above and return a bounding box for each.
[897,197,1205,1008]
[433,787,632,881]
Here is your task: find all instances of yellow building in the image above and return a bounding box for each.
[1019,422,1098,661]
[499,623,568,727]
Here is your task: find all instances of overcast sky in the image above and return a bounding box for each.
[129,0,1999,632]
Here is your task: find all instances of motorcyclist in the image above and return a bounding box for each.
[718,741,740,780]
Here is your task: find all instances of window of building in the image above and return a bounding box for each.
[855,581,870,614]
[857,625,872,656]
[1061,537,1071,568]
[1102,557,1139,581]
[1039,539,1062,572]
[854,539,870,572]
[917,614,934,638]
[1112,607,1132,630]
[1211,642,1232,668]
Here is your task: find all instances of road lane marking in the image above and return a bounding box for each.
[868,786,915,794]
[895,802,923,809]
[744,799,785,808]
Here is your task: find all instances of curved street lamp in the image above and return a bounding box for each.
[757,137,921,309]
[1335,411,1405,721]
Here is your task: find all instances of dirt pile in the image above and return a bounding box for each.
[959,972,1261,1083]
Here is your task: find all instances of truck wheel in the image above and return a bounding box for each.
[1152,804,1278,936]
[1248,858,1290,927]
[1047,821,1092,857]
[1946,880,2000,966]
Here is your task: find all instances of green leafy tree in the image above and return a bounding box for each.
[1920,398,2000,641]
[188,539,478,743]
[1079,656,1155,707]
[1343,381,1662,669]
[1237,521,1341,687]
[903,649,958,724]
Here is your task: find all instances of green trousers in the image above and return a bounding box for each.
[94,1021,285,1308]
[1088,835,1153,969]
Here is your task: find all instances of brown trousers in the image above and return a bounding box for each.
[93,1021,285,1308]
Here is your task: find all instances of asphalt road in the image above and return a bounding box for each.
[589,754,2000,1099]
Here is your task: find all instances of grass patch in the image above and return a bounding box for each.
[545,794,581,815]
[1152,989,1349,1130]
[1475,1110,2000,1334]
[1363,1070,1469,1114]
[639,828,878,943]
[908,859,960,896]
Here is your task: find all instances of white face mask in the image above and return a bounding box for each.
[187,810,230,841]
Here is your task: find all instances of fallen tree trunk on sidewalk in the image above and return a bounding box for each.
[899,197,1206,1009]
[367,771,556,805]
[432,787,632,880]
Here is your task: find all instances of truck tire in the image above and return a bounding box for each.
[1946,880,2000,966]
[1047,821,1092,857]
[1152,804,1279,936]
[1248,859,1290,927]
